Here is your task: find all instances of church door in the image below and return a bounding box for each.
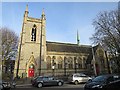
[95,64,100,75]
[28,64,34,77]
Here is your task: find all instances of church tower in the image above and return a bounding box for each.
[14,5,46,77]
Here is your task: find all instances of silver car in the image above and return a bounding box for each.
[68,73,92,85]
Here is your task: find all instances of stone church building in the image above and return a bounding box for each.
[14,5,109,78]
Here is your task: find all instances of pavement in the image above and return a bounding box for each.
[15,78,69,87]
[16,84,31,87]
[15,78,32,86]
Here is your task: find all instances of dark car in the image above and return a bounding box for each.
[103,79,120,90]
[84,74,120,90]
[31,76,64,88]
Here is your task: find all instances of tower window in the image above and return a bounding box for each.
[31,24,36,41]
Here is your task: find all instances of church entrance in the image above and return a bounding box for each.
[28,64,34,77]
[95,63,100,75]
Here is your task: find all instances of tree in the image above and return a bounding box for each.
[1,27,18,71]
[90,9,120,73]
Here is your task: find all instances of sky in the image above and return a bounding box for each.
[1,2,118,45]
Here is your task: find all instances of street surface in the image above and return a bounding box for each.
[12,83,85,90]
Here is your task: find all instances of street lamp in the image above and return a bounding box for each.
[52,65,55,77]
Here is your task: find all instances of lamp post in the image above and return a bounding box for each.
[52,65,55,77]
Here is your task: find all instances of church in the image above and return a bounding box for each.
[14,5,109,78]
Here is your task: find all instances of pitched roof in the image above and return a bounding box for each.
[46,41,92,54]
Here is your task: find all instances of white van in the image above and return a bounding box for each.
[68,73,92,85]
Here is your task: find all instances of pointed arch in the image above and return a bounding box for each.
[28,55,37,66]
[67,57,73,69]
[83,57,87,69]
[27,55,36,77]
[77,57,82,69]
[46,56,51,69]
[57,56,63,69]
[97,48,105,68]
[52,56,56,66]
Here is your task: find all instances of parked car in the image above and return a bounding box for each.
[68,73,92,85]
[0,80,3,90]
[84,74,120,90]
[103,79,120,90]
[1,81,11,90]
[31,76,64,88]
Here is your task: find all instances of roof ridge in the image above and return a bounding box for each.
[46,41,91,47]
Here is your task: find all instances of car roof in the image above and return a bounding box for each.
[96,74,120,77]
[72,73,86,75]
[37,76,54,78]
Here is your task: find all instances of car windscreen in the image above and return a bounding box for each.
[68,74,73,77]
[92,76,108,82]
[37,77,43,81]
[33,77,38,80]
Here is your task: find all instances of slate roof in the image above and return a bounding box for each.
[46,41,101,64]
[46,41,92,54]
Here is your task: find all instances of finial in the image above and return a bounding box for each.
[42,8,45,15]
[41,8,46,20]
[25,4,28,12]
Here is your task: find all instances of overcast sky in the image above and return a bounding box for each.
[1,2,118,45]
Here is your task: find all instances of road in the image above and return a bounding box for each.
[12,83,85,90]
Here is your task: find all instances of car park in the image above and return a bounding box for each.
[84,74,120,90]
[68,73,92,85]
[31,76,64,88]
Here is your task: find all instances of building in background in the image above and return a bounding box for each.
[14,5,109,78]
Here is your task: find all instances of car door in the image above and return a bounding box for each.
[48,77,57,86]
[43,77,50,86]
[104,76,120,90]
[80,74,88,82]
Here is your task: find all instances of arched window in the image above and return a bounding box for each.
[77,57,82,69]
[57,57,63,69]
[68,57,73,69]
[31,24,37,41]
[46,56,51,69]
[97,49,105,68]
[83,57,87,69]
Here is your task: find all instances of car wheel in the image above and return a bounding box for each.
[74,80,78,85]
[58,82,63,86]
[37,83,43,88]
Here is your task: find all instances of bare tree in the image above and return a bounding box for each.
[1,27,18,69]
[90,10,120,54]
[90,9,120,73]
